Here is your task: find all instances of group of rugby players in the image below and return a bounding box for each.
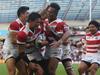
[2,2,100,75]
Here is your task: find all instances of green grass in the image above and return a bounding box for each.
[56,63,78,75]
[0,64,8,75]
[56,64,100,75]
[0,64,100,75]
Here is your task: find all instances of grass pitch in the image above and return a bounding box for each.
[0,63,100,75]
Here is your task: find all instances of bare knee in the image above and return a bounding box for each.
[78,61,89,74]
[6,58,16,75]
[78,66,84,74]
[88,63,99,75]
[36,69,44,75]
[66,67,75,75]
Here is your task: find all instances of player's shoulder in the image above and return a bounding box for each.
[10,20,19,25]
[19,25,31,35]
[54,18,66,26]
[97,31,100,33]
[18,26,27,39]
[95,31,100,36]
[17,30,27,44]
[55,18,63,22]
[8,20,20,31]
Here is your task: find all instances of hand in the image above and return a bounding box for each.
[28,62,37,70]
[40,40,48,46]
[29,62,43,75]
[63,41,68,45]
[25,42,34,48]
[50,41,60,48]
[98,46,100,50]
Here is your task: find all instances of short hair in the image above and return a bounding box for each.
[88,20,100,30]
[49,3,60,11]
[27,12,41,22]
[17,6,29,17]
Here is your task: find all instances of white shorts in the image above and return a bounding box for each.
[61,45,72,60]
[25,47,44,61]
[2,37,19,61]
[44,45,63,60]
[2,45,19,61]
[81,52,100,65]
[27,51,43,61]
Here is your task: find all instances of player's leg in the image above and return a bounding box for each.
[78,61,90,75]
[35,64,44,75]
[48,57,59,75]
[26,51,44,75]
[27,67,33,75]
[28,61,44,75]
[47,47,61,75]
[44,45,62,75]
[6,57,16,75]
[88,63,99,75]
[3,48,17,75]
[62,44,76,75]
[38,59,50,75]
[84,71,89,75]
[16,59,28,75]
[62,59,75,75]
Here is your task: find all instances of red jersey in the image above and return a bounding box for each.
[85,31,100,53]
[8,18,24,32]
[17,25,41,44]
[3,18,25,50]
[43,18,69,42]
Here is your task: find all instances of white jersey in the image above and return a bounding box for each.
[2,18,24,61]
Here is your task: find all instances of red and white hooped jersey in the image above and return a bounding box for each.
[8,18,24,32]
[48,19,69,32]
[17,24,41,44]
[43,18,70,41]
[3,18,25,49]
[85,31,100,53]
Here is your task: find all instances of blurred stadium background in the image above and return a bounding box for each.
[0,0,100,39]
[0,0,100,75]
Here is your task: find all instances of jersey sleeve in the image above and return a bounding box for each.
[55,22,64,32]
[63,23,70,32]
[17,31,27,44]
[9,22,20,32]
[56,22,70,32]
[81,36,86,44]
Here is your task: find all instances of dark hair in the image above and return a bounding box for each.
[17,6,29,17]
[88,20,100,30]
[49,3,60,11]
[27,12,41,22]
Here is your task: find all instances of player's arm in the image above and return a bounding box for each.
[17,43,42,70]
[58,30,70,43]
[50,24,70,48]
[9,22,20,44]
[17,31,31,64]
[36,34,48,47]
[9,31,18,44]
[58,24,70,44]
[16,32,42,68]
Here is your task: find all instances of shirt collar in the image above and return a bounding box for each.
[16,18,24,26]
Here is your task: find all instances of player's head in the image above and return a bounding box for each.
[46,3,60,22]
[84,27,89,33]
[49,3,60,11]
[17,6,29,19]
[27,12,41,29]
[88,20,100,34]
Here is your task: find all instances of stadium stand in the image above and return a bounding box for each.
[0,0,100,22]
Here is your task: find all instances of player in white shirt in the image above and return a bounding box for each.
[17,12,45,75]
[2,6,29,75]
[78,20,100,75]
[41,3,72,75]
